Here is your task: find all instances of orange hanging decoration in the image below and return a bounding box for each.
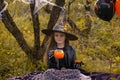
[115,0,120,18]
[54,50,64,59]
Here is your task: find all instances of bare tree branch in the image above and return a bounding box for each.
[30,0,41,60]
[67,0,92,37]
[67,17,82,36]
[0,0,32,57]
[47,0,65,29]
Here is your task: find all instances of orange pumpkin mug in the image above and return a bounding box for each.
[75,60,81,64]
[54,50,64,59]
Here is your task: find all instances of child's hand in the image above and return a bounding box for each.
[48,50,54,59]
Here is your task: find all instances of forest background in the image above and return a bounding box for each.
[0,0,120,79]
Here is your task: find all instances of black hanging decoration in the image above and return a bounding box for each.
[94,0,115,21]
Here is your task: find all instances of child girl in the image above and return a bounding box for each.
[42,22,78,69]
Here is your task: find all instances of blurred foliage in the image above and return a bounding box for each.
[0,0,120,79]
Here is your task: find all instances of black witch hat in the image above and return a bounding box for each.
[42,21,78,40]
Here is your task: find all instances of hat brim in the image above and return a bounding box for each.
[42,29,78,41]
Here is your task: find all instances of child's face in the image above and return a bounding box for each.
[54,32,66,45]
